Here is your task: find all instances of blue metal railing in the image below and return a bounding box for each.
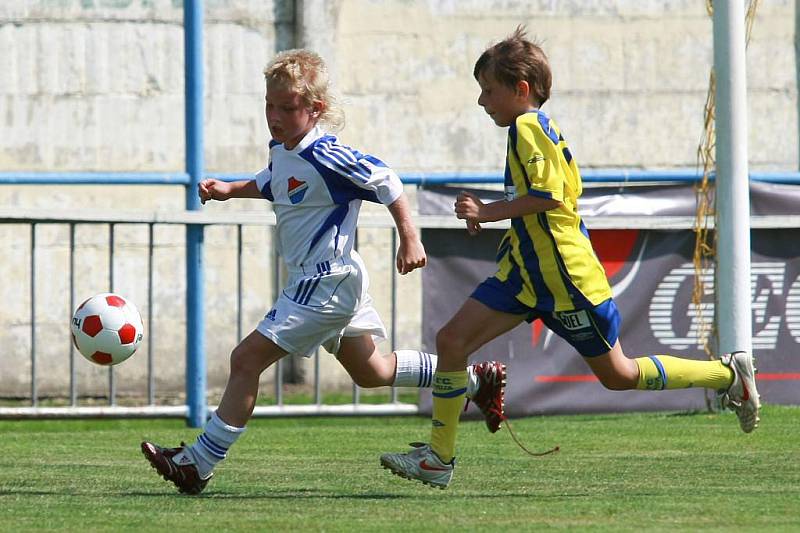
[0,172,190,185]
[2,169,800,186]
[400,169,800,185]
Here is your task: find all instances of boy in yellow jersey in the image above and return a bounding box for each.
[380,26,760,489]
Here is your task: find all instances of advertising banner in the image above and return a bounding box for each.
[418,184,800,415]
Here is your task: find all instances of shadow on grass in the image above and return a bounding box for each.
[0,488,408,500]
[665,409,718,417]
[0,487,601,500]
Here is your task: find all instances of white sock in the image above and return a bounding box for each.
[393,350,478,399]
[177,411,246,478]
[393,350,437,388]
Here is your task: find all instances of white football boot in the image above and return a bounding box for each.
[719,351,761,433]
[380,442,454,489]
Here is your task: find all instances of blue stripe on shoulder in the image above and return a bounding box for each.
[508,122,518,151]
[313,137,375,183]
[299,140,380,204]
[363,154,388,168]
[537,110,560,145]
[318,144,370,182]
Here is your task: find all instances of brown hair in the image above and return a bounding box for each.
[473,26,552,106]
[263,49,345,131]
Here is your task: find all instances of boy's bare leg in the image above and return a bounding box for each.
[580,341,639,390]
[337,335,395,388]
[436,298,525,370]
[217,331,288,426]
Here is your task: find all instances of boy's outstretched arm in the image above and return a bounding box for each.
[198,179,264,204]
[386,194,426,275]
[455,191,561,234]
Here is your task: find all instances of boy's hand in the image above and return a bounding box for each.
[396,238,427,275]
[465,219,482,236]
[198,179,233,204]
[455,191,484,236]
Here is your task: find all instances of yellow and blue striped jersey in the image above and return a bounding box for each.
[494,110,612,312]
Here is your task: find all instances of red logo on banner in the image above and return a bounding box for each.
[591,229,640,280]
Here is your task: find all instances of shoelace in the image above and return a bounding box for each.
[466,399,558,457]
[503,417,560,457]
[464,381,558,457]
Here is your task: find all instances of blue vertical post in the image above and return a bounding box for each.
[184,0,206,427]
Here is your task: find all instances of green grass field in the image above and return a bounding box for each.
[2,405,799,532]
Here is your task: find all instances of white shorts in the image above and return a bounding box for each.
[255,255,387,357]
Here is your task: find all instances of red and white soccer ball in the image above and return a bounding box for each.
[71,293,144,366]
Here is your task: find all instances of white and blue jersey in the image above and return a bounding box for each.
[254,126,403,270]
[252,126,400,357]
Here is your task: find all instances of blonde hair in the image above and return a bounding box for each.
[474,26,552,106]
[263,49,345,132]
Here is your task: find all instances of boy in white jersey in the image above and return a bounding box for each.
[141,49,506,495]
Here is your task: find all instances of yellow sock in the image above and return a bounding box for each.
[635,355,733,390]
[430,370,467,463]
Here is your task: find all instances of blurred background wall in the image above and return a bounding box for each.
[0,0,796,400]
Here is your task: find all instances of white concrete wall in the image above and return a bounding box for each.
[0,0,796,400]
[334,0,797,172]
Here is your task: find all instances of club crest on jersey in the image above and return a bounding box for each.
[287,177,308,204]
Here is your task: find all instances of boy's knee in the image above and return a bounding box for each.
[229,345,267,376]
[435,326,464,356]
